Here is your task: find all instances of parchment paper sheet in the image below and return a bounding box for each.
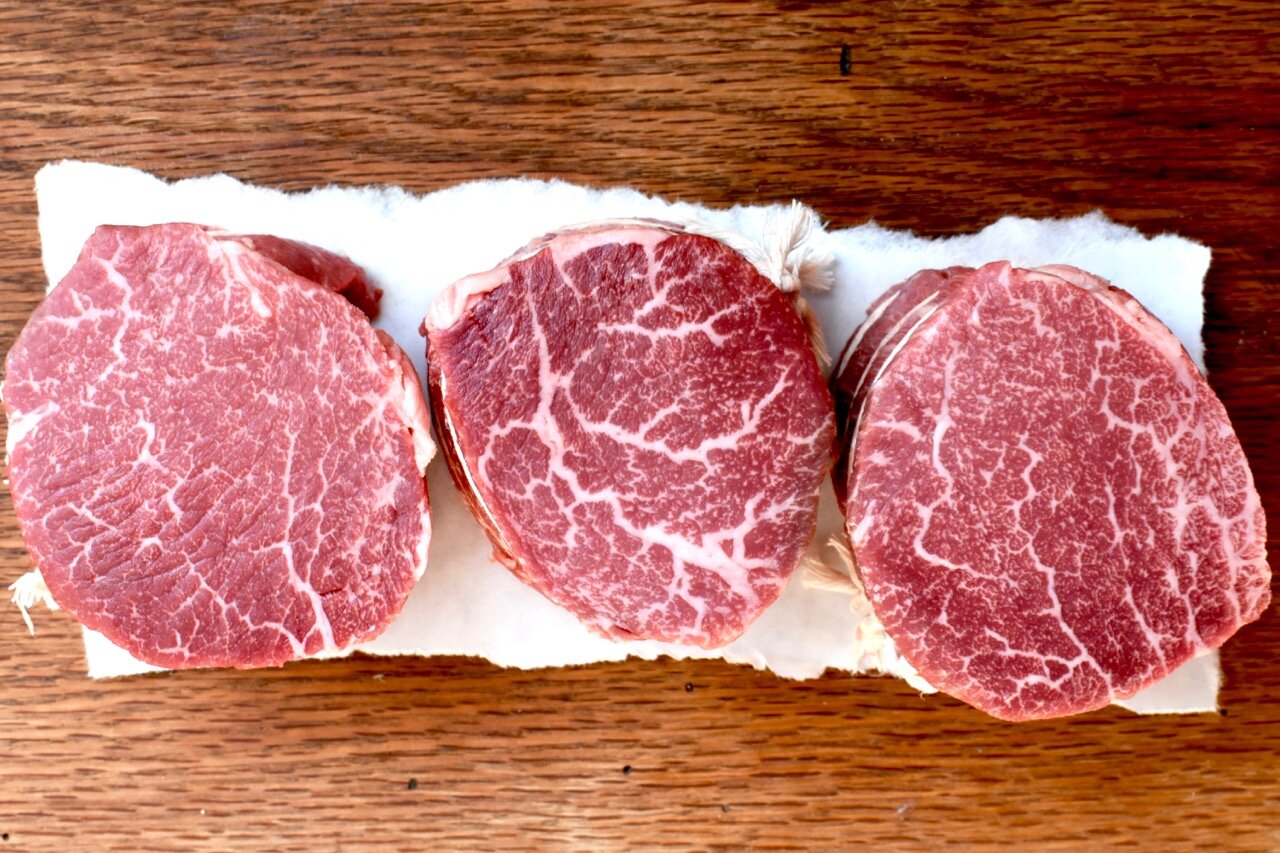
[33,161,1219,714]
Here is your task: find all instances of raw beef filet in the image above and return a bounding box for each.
[4,223,435,669]
[835,261,1270,720]
[423,222,834,647]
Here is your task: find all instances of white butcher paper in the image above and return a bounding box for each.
[29,160,1220,716]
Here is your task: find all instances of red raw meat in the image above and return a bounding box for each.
[835,262,1270,720]
[4,223,434,669]
[424,222,834,647]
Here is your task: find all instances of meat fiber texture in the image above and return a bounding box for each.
[27,161,1218,715]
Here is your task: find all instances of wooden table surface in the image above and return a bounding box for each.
[1,2,1276,850]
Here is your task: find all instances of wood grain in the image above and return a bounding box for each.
[1,2,1277,850]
